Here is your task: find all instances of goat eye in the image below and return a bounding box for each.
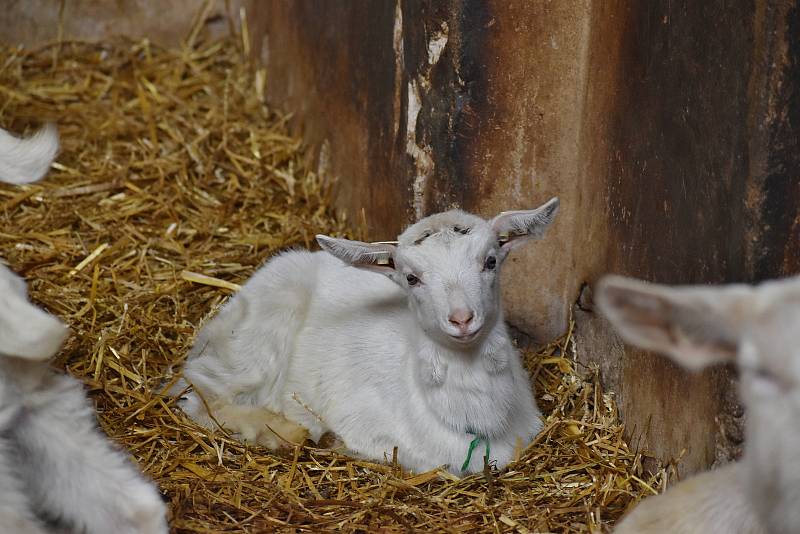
[753,366,780,386]
[406,274,420,286]
[484,255,497,271]
[744,364,789,393]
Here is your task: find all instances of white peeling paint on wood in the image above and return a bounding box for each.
[427,22,448,65]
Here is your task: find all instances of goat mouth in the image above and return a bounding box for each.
[449,328,482,343]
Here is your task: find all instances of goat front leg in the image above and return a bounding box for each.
[180,389,309,449]
[14,374,168,534]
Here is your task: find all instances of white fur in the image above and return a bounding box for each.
[0,125,59,184]
[0,373,47,534]
[614,463,762,534]
[0,265,168,534]
[0,264,69,361]
[180,198,560,474]
[597,274,800,534]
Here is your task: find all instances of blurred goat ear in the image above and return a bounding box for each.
[0,268,69,361]
[595,275,751,371]
[490,197,559,253]
[316,235,397,274]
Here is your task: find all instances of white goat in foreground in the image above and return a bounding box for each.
[0,125,59,184]
[179,198,559,474]
[0,264,168,534]
[597,274,800,534]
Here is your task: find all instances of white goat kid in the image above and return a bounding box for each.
[0,264,168,534]
[180,198,559,474]
[597,274,800,534]
[0,125,59,184]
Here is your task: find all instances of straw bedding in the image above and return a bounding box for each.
[0,32,669,533]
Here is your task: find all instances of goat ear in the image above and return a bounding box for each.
[316,235,397,274]
[490,197,559,253]
[595,275,750,371]
[0,268,69,360]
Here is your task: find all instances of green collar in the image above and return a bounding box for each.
[461,434,491,473]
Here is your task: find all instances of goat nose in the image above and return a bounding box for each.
[448,309,474,328]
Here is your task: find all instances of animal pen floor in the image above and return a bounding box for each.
[0,33,667,533]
